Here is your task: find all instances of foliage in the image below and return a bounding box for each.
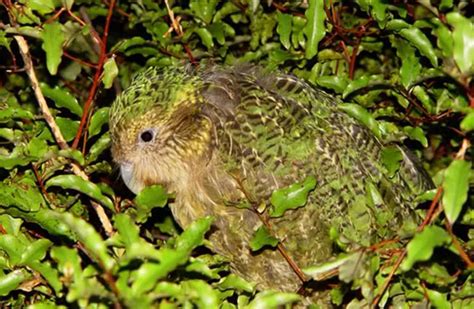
[0,0,473,307]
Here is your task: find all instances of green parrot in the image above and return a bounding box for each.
[109,64,433,297]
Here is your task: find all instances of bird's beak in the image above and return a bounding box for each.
[120,162,143,194]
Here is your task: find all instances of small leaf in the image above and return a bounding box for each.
[46,175,114,211]
[316,75,348,94]
[399,26,438,67]
[249,226,279,251]
[460,111,474,132]
[381,146,404,177]
[246,291,300,308]
[269,176,316,217]
[339,103,382,139]
[28,0,57,15]
[426,289,451,309]
[403,126,428,147]
[134,185,168,222]
[195,28,214,49]
[41,22,64,75]
[277,13,292,50]
[50,212,115,271]
[303,0,326,59]
[219,274,255,293]
[442,160,471,224]
[446,13,474,74]
[55,117,79,142]
[85,132,111,164]
[401,226,451,271]
[20,239,52,265]
[0,269,30,296]
[102,57,118,89]
[88,107,110,138]
[393,38,421,88]
[40,83,82,117]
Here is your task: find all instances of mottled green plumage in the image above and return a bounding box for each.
[110,65,433,299]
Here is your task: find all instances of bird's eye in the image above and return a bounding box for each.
[139,129,154,143]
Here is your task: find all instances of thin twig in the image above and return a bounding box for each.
[13,35,114,237]
[14,36,69,149]
[72,0,116,149]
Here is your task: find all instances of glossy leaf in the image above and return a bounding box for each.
[102,57,118,89]
[46,175,114,211]
[304,0,326,59]
[446,13,474,74]
[40,83,82,117]
[41,22,64,75]
[277,13,292,50]
[249,226,279,251]
[460,111,474,132]
[339,103,382,139]
[269,176,316,217]
[399,26,438,67]
[442,160,471,224]
[401,226,451,271]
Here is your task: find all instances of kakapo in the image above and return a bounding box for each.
[109,64,433,296]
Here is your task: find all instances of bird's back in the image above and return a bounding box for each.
[199,66,433,282]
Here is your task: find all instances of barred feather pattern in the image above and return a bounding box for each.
[110,65,433,297]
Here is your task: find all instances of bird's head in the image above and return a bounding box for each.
[109,66,213,194]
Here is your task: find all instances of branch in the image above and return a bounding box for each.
[14,36,69,150]
[13,35,114,237]
[72,0,116,149]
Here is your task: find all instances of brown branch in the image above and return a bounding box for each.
[372,250,407,307]
[72,0,116,149]
[234,177,307,285]
[14,36,69,150]
[13,35,114,237]
[445,220,474,269]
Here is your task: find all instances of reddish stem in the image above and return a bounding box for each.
[72,0,116,149]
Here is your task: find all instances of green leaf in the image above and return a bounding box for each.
[403,126,428,147]
[88,107,110,138]
[316,75,348,94]
[41,22,65,75]
[269,176,316,217]
[303,253,355,281]
[190,0,218,24]
[393,38,421,88]
[339,103,382,139]
[399,26,438,67]
[460,111,474,132]
[131,217,213,295]
[182,280,219,308]
[28,0,56,15]
[219,274,255,293]
[50,212,115,271]
[195,28,214,49]
[446,13,474,74]
[0,269,30,296]
[85,132,111,164]
[134,185,168,222]
[249,226,279,251]
[426,289,451,309]
[401,226,451,271]
[442,160,471,224]
[381,146,404,177]
[20,239,52,265]
[303,0,326,59]
[56,117,79,142]
[277,13,292,50]
[102,57,118,89]
[40,83,82,117]
[46,174,114,211]
[245,291,300,308]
